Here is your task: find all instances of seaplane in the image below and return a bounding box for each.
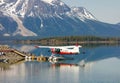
[35,44,82,62]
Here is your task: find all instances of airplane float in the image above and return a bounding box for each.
[35,44,82,62]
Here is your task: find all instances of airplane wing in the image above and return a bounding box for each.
[61,45,82,48]
[35,45,60,49]
[35,45,82,49]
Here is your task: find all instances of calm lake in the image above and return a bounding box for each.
[0,44,120,83]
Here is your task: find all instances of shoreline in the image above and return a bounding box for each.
[13,36,120,46]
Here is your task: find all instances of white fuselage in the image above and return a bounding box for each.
[35,45,82,55]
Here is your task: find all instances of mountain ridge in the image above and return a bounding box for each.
[0,0,120,37]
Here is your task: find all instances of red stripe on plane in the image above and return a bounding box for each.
[52,51,78,55]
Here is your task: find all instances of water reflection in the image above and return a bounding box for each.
[0,59,25,71]
[0,45,120,83]
[2,45,120,68]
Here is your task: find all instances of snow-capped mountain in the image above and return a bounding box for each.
[68,7,96,20]
[0,0,70,17]
[0,0,120,37]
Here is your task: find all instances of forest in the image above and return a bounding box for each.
[14,36,120,46]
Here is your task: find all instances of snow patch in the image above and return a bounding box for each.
[3,33,10,36]
[60,2,64,6]
[17,0,29,17]
[0,24,4,31]
[41,0,58,5]
[41,0,53,4]
[83,8,95,19]
[39,16,44,28]
[3,0,29,17]
[11,14,37,36]
[34,5,38,8]
[55,12,63,19]
[28,11,34,17]
[0,0,5,5]
[68,7,96,21]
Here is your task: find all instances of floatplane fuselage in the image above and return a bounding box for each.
[35,44,82,62]
[35,44,82,55]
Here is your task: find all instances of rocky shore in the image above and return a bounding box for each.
[0,45,24,59]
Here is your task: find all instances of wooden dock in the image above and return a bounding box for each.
[0,45,49,62]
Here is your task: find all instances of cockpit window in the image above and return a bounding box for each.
[67,48,74,49]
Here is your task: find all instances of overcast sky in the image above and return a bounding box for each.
[62,0,120,24]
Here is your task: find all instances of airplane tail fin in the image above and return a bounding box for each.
[75,43,82,48]
[75,43,78,46]
[34,46,40,48]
